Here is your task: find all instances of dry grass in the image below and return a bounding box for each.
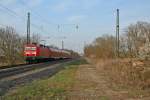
[89,58,150,97]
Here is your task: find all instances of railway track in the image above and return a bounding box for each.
[0,59,71,79]
[0,63,29,70]
[0,58,75,96]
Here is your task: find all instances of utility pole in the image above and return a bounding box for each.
[27,12,30,44]
[116,9,120,57]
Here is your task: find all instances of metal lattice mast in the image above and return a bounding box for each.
[116,9,120,57]
[27,12,30,44]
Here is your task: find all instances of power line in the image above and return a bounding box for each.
[19,0,56,26]
[19,1,79,30]
[0,2,79,36]
[0,3,25,20]
[0,3,50,34]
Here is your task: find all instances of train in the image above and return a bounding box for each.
[24,43,72,63]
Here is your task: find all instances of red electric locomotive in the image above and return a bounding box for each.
[24,43,71,63]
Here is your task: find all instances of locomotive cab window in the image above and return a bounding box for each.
[25,47,36,51]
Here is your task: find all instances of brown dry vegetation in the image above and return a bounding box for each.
[84,21,150,97]
[92,59,150,89]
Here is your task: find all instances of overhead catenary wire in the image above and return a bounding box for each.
[0,3,50,34]
[19,0,79,30]
[0,2,79,41]
[0,3,18,16]
[19,0,57,26]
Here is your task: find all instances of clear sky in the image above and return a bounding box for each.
[0,0,150,53]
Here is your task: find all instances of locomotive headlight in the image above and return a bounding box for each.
[25,52,30,54]
[32,52,37,55]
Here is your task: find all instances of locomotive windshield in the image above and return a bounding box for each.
[25,47,36,51]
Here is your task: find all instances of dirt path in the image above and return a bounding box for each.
[66,63,149,100]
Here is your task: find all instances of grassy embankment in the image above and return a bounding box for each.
[3,59,87,100]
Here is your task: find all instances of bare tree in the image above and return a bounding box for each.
[0,27,24,65]
[124,21,150,58]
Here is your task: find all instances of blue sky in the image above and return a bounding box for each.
[0,0,150,53]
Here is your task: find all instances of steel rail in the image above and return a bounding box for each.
[0,59,71,79]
